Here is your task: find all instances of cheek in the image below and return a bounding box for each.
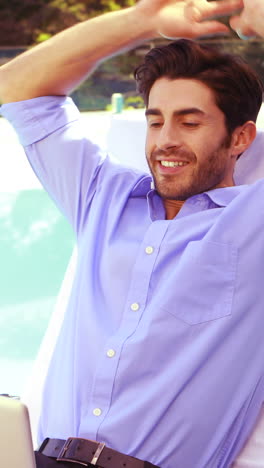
[145,135,153,160]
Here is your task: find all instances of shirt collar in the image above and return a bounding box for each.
[131,175,152,197]
[204,184,248,207]
[131,176,248,211]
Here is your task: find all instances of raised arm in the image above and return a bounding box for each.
[0,0,243,103]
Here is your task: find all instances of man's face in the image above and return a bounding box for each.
[145,78,236,201]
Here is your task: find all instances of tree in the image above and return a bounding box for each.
[0,0,136,46]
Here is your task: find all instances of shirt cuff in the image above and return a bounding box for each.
[0,95,80,146]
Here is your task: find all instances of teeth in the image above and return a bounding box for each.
[161,161,188,167]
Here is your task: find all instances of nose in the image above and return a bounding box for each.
[156,122,182,152]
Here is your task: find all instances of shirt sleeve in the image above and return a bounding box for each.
[0,96,109,236]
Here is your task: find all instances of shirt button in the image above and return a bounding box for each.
[145,246,154,255]
[107,349,116,358]
[93,408,102,417]
[131,302,140,311]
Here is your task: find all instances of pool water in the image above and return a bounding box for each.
[0,189,74,395]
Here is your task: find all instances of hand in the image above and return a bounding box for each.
[229,0,264,39]
[136,0,244,39]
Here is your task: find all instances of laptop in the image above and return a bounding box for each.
[0,395,36,467]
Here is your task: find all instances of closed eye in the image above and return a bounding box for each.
[182,122,200,127]
[149,122,163,128]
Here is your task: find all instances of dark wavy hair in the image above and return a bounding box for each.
[134,39,263,135]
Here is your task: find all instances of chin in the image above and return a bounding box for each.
[155,184,194,201]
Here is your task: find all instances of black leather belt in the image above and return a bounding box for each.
[38,437,160,467]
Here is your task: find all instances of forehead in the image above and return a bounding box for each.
[148,77,220,115]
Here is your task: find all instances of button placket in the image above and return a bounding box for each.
[88,223,168,440]
[124,226,167,323]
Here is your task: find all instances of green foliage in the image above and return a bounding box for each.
[124,95,144,109]
[36,32,52,42]
[73,94,110,111]
[102,0,121,11]
[0,0,136,46]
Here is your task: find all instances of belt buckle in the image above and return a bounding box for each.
[57,437,106,466]
[57,438,86,466]
[90,442,106,465]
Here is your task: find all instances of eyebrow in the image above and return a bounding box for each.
[145,108,206,118]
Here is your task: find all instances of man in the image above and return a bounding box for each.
[0,0,264,466]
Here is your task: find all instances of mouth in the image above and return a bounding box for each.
[157,159,190,174]
[160,160,189,168]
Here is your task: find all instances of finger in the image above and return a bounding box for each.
[192,20,230,37]
[198,0,244,19]
[229,14,257,37]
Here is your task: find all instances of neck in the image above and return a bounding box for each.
[164,199,185,220]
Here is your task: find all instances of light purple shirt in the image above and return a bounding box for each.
[1,96,264,468]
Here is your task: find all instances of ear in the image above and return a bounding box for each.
[231,121,257,159]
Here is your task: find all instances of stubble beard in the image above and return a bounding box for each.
[148,136,232,202]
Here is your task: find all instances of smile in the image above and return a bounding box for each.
[160,161,189,167]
